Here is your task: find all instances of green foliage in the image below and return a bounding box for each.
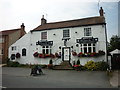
[76,59,80,65]
[7,61,20,67]
[108,35,120,52]
[49,59,53,64]
[84,60,109,71]
[84,60,97,70]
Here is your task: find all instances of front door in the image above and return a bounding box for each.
[62,47,70,61]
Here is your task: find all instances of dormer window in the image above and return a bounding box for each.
[41,32,47,40]
[84,28,91,36]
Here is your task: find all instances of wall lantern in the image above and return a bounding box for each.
[76,44,79,47]
[75,32,77,34]
[59,46,61,49]
[71,46,73,49]
[53,34,56,36]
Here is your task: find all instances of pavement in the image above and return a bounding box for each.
[109,70,120,88]
[2,67,112,88]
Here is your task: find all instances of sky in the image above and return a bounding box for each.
[0,0,119,41]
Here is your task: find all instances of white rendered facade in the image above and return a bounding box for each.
[9,21,107,65]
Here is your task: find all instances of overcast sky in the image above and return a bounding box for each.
[0,0,119,41]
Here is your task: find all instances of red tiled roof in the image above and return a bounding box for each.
[0,28,21,36]
[33,16,105,31]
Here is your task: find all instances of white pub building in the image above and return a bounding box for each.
[9,7,107,66]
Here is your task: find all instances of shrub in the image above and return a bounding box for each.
[49,59,53,64]
[95,61,109,71]
[76,59,80,65]
[84,60,97,70]
[7,61,20,67]
[84,60,109,71]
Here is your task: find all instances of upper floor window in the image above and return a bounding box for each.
[63,29,70,38]
[11,46,16,51]
[22,48,26,56]
[84,28,91,36]
[41,32,47,40]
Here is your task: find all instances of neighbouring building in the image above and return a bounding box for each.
[9,7,107,66]
[0,23,26,63]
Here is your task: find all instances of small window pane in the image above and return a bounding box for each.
[88,47,91,53]
[84,47,87,53]
[84,44,87,46]
[93,47,96,52]
[88,44,91,46]
[46,49,49,54]
[42,49,45,54]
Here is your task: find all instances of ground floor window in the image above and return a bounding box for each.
[42,46,52,54]
[11,54,16,60]
[22,48,26,56]
[80,43,96,53]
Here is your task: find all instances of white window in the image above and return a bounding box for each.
[42,46,51,54]
[11,46,16,51]
[80,43,96,53]
[41,32,47,40]
[84,28,91,36]
[63,29,70,38]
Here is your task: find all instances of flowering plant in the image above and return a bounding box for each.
[72,51,77,56]
[55,52,61,58]
[16,53,21,58]
[33,52,39,57]
[33,52,56,58]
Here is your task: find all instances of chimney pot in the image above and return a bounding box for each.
[99,7,104,16]
[41,15,47,25]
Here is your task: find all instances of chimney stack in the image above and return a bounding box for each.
[99,7,104,16]
[41,15,47,25]
[20,23,25,37]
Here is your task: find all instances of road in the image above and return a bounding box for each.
[2,67,112,88]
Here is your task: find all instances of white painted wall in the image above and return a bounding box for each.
[9,24,107,65]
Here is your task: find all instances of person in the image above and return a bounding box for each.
[36,65,43,75]
[30,67,37,76]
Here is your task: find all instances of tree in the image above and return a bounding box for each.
[108,35,120,52]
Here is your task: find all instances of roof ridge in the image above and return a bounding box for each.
[33,16,105,31]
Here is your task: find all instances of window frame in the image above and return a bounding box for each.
[63,29,70,38]
[80,43,96,53]
[42,46,51,54]
[84,28,92,36]
[22,48,26,56]
[41,32,47,40]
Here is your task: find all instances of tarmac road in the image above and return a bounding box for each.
[2,67,112,88]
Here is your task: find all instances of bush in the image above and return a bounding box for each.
[7,61,20,67]
[84,60,109,71]
[76,59,80,65]
[84,60,97,70]
[49,59,53,64]
[95,61,109,71]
